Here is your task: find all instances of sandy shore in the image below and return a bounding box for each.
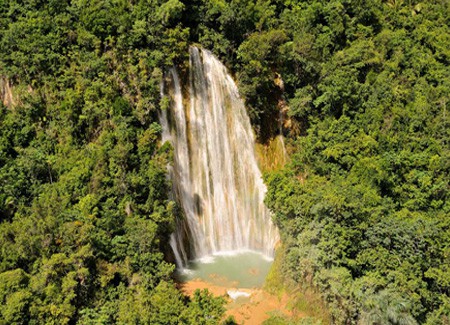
[179,279,298,324]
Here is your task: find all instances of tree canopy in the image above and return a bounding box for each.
[1,0,449,324]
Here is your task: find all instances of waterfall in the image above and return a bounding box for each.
[161,47,279,268]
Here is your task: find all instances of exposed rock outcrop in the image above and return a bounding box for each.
[0,76,15,107]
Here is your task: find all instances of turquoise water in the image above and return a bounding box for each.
[177,251,273,288]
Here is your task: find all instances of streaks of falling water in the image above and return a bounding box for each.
[162,47,279,268]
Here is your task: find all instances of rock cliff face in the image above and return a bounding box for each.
[0,77,15,107]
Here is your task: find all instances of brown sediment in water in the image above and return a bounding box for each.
[179,279,299,324]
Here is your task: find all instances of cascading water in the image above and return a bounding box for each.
[161,47,278,269]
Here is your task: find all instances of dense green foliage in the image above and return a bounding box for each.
[1,0,449,324]
[250,1,448,324]
[0,1,226,324]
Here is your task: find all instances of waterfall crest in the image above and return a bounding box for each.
[161,47,278,267]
